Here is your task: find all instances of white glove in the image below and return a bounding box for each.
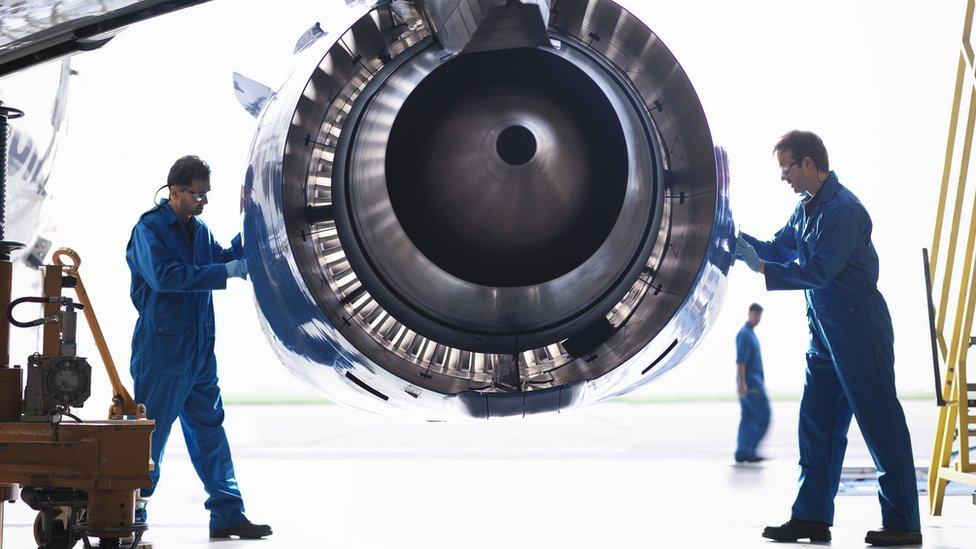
[225,259,248,280]
[734,237,748,259]
[735,238,762,273]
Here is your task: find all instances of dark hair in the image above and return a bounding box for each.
[773,130,829,171]
[749,303,764,313]
[166,155,211,188]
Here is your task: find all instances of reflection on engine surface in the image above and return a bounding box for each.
[242,0,735,418]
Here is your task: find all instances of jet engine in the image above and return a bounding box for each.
[242,0,735,418]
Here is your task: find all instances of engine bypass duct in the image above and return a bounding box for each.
[243,0,735,418]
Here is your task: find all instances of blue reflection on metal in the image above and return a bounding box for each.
[646,147,736,382]
[241,3,737,419]
[580,147,735,405]
[242,4,411,415]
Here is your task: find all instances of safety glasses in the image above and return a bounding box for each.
[780,161,800,177]
[175,187,208,202]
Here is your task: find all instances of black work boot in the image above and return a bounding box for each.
[864,527,922,546]
[762,518,831,542]
[210,519,273,539]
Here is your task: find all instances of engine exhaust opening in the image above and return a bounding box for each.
[496,125,536,166]
[385,48,628,288]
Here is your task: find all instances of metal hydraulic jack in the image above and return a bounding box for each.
[0,104,154,549]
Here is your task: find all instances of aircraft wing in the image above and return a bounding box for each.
[0,0,214,77]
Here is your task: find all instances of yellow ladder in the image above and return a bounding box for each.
[927,0,976,515]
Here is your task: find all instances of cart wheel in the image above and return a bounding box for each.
[33,509,73,549]
[33,512,42,546]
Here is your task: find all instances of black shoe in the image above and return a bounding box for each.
[210,519,273,539]
[734,454,766,463]
[864,527,922,546]
[762,518,831,542]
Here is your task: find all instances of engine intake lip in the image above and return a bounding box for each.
[246,0,726,411]
[333,41,664,353]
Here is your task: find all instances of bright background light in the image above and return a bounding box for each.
[0,0,962,408]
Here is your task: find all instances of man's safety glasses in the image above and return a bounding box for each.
[176,187,208,202]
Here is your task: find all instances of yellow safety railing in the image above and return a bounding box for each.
[928,0,976,515]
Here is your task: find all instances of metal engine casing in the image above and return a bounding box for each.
[243,0,735,419]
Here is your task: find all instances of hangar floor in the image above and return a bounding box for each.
[2,400,973,548]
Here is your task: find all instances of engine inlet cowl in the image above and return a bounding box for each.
[243,0,734,419]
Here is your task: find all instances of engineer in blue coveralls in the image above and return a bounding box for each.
[126,155,271,540]
[735,131,921,547]
[734,303,770,464]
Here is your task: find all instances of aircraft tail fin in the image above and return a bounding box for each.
[233,72,274,118]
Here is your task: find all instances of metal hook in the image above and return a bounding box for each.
[52,247,80,276]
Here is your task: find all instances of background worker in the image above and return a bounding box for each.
[126,155,271,540]
[735,131,920,547]
[735,303,770,464]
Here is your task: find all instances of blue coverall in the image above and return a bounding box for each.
[740,172,919,531]
[735,323,770,461]
[126,199,246,530]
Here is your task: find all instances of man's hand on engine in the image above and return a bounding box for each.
[225,259,249,280]
[735,238,763,273]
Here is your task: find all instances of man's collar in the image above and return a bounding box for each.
[802,171,838,211]
[818,171,839,202]
[157,198,197,226]
[809,171,838,201]
[157,199,180,226]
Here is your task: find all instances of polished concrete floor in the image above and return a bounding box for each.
[2,400,974,548]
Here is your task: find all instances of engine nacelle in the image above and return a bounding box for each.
[243,0,734,419]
